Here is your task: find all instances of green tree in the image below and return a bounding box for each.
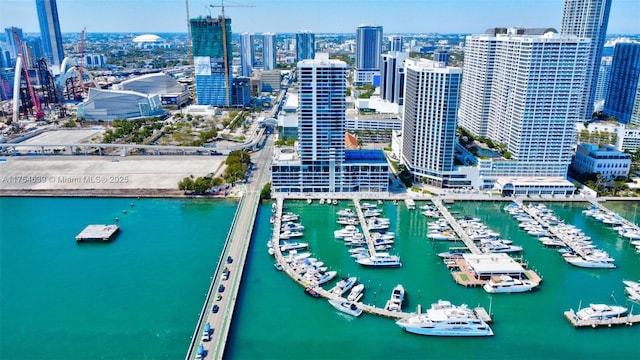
[178,177,195,191]
[260,182,272,200]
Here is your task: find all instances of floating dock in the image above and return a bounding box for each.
[75,225,120,242]
[564,309,640,328]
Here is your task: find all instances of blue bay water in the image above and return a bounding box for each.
[227,200,640,360]
[2,197,640,359]
[0,197,237,360]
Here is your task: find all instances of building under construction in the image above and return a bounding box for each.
[190,16,233,107]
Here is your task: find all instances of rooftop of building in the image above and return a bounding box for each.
[462,253,526,275]
[485,27,557,36]
[494,177,574,187]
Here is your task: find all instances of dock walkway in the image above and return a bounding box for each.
[432,198,481,254]
[517,202,592,259]
[352,198,377,257]
[564,309,640,328]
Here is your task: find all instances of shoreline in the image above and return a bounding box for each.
[0,188,241,199]
[1,187,639,203]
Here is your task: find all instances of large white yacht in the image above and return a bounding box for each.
[482,275,538,294]
[395,300,494,337]
[563,253,616,269]
[575,304,628,320]
[328,299,363,317]
[355,252,402,267]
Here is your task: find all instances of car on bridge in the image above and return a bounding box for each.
[212,304,219,313]
[218,284,225,293]
[226,255,233,264]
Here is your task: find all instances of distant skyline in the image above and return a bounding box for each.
[1,0,639,35]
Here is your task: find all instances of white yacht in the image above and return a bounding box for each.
[306,198,312,205]
[347,284,365,302]
[355,253,402,267]
[315,270,338,285]
[482,275,538,294]
[281,212,300,222]
[575,304,628,321]
[427,231,457,241]
[281,222,305,232]
[623,280,640,290]
[337,208,356,217]
[384,284,405,312]
[328,299,363,317]
[395,300,494,337]
[404,199,416,210]
[563,254,616,269]
[337,217,359,226]
[279,241,309,252]
[334,225,360,239]
[478,240,523,254]
[279,230,304,240]
[363,208,383,217]
[331,277,357,296]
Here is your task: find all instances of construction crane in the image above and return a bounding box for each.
[185,0,195,103]
[77,27,86,95]
[209,1,254,108]
[12,27,44,121]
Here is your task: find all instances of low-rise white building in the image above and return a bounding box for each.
[571,143,631,179]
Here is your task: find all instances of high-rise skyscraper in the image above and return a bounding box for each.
[561,0,612,120]
[240,32,254,77]
[380,51,408,105]
[388,35,403,52]
[604,43,640,124]
[458,28,590,178]
[295,31,315,62]
[401,59,461,186]
[190,16,233,106]
[4,27,24,60]
[355,24,383,84]
[271,53,388,192]
[36,0,65,68]
[594,56,613,110]
[262,33,277,71]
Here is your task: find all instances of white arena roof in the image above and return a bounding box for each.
[133,34,162,43]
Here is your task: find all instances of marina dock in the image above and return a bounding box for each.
[564,309,640,328]
[432,198,481,254]
[271,197,492,323]
[75,224,119,241]
[352,199,378,257]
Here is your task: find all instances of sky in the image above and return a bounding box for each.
[1,0,638,35]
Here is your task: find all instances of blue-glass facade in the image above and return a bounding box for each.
[190,16,233,106]
[604,43,640,124]
[295,31,315,62]
[36,0,65,67]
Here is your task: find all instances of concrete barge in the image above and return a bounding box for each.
[75,225,120,242]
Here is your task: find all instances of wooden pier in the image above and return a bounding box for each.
[75,224,119,241]
[564,309,640,328]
